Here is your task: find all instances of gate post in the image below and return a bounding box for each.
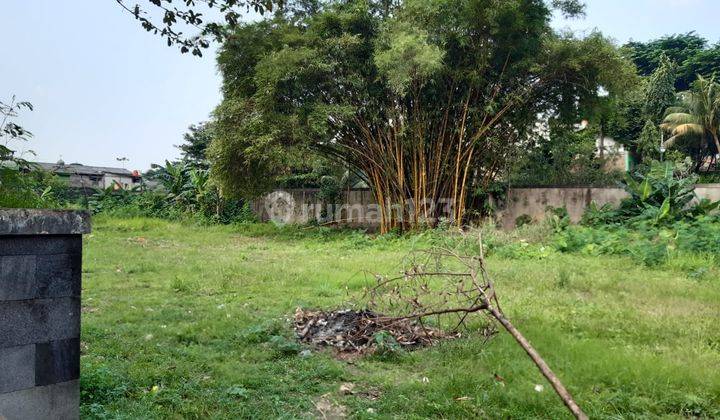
[0,209,91,420]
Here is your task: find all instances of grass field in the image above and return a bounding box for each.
[80,217,720,419]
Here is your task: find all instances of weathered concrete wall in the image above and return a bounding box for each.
[695,184,720,202]
[0,209,90,420]
[498,184,720,229]
[497,187,628,229]
[252,185,720,230]
[252,189,379,227]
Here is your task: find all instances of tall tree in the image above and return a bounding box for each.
[662,75,720,169]
[637,120,661,162]
[642,54,677,123]
[177,122,213,166]
[210,0,635,232]
[604,82,646,146]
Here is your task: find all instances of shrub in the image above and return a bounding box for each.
[554,214,720,267]
[515,214,533,227]
[586,160,719,227]
[88,184,255,225]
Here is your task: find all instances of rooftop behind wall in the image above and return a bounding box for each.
[0,209,90,420]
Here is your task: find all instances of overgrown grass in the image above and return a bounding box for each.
[81,216,720,418]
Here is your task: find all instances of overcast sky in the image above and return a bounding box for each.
[3,0,720,171]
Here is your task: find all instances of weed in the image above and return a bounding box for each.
[372,331,404,360]
[268,335,302,356]
[80,218,720,417]
[555,269,571,289]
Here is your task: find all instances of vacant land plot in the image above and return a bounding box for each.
[80,217,720,418]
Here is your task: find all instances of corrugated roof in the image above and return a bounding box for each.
[34,162,133,176]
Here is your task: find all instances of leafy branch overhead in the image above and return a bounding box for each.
[114,0,283,56]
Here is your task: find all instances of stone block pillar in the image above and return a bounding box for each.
[0,210,91,420]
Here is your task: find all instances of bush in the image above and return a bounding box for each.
[476,161,720,268]
[585,160,718,227]
[88,182,256,225]
[514,214,533,227]
[553,213,720,267]
[0,168,69,209]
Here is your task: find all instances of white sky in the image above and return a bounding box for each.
[2,0,719,171]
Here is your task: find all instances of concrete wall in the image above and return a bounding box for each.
[0,209,91,420]
[252,185,720,230]
[252,189,379,227]
[695,184,720,202]
[498,184,720,229]
[497,187,628,229]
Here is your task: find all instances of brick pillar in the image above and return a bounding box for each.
[0,210,90,420]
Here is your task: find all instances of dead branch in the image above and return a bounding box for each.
[365,230,588,420]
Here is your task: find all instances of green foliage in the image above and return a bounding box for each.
[0,96,71,209]
[637,120,661,162]
[210,0,635,209]
[0,167,69,209]
[81,362,129,406]
[642,54,678,123]
[372,330,404,360]
[546,206,570,232]
[177,121,213,166]
[555,215,720,267]
[277,157,347,190]
[661,75,720,168]
[115,0,282,57]
[610,160,704,225]
[580,202,616,226]
[514,214,532,228]
[209,97,296,198]
[624,32,720,91]
[553,160,720,267]
[89,187,177,219]
[510,123,624,187]
[267,335,302,357]
[90,161,255,224]
[374,24,443,95]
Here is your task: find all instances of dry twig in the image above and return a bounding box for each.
[363,231,588,419]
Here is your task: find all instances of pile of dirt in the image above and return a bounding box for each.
[294,307,456,353]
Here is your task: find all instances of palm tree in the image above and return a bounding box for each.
[661,75,720,169]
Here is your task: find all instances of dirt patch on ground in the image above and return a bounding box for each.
[312,394,348,419]
[294,308,456,355]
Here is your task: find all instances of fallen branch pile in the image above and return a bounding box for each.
[295,230,588,419]
[294,308,457,352]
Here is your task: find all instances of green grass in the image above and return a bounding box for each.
[80,217,720,419]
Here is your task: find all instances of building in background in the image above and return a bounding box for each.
[35,160,142,190]
[596,136,630,172]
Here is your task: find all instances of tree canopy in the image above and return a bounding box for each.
[624,32,720,91]
[176,122,214,166]
[642,54,678,124]
[209,0,635,231]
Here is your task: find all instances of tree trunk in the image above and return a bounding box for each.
[712,131,720,158]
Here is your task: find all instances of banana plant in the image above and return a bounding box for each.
[619,160,703,223]
[158,160,191,204]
